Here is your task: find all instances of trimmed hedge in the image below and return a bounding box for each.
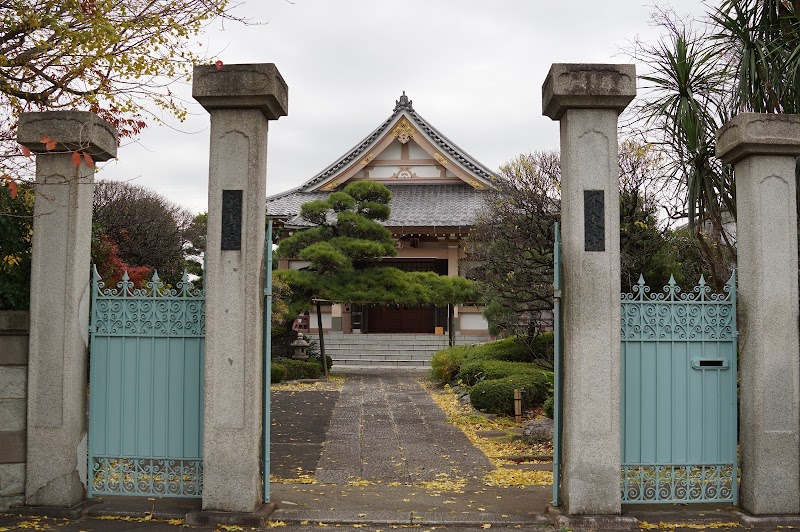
[271,363,288,383]
[273,357,322,380]
[459,334,554,364]
[457,359,545,387]
[469,373,549,416]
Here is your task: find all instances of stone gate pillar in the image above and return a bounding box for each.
[717,113,800,515]
[192,64,288,512]
[17,112,117,506]
[542,64,635,515]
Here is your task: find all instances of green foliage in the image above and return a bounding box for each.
[272,357,322,380]
[430,346,470,385]
[469,374,549,416]
[277,183,396,275]
[310,354,333,372]
[460,335,553,364]
[277,266,477,306]
[271,363,288,384]
[543,396,554,419]
[429,335,554,386]
[632,8,743,288]
[457,359,547,388]
[0,184,33,310]
[279,181,478,308]
[343,181,392,210]
[299,242,350,271]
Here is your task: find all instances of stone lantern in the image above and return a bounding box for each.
[291,331,309,360]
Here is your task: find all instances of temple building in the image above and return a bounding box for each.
[266,92,493,336]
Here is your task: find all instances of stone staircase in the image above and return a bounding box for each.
[308,332,492,370]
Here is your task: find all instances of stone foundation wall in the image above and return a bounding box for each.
[0,311,28,510]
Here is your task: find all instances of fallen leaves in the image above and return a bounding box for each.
[421,380,553,487]
[272,374,345,392]
[270,473,316,484]
[483,468,552,487]
[639,522,742,530]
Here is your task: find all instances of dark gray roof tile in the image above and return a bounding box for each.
[267,184,487,228]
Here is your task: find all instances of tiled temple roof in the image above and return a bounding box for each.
[268,184,487,228]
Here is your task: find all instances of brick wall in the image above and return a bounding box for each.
[0,311,28,510]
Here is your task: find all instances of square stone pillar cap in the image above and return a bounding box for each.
[542,63,637,120]
[716,112,800,164]
[192,63,288,120]
[17,111,118,161]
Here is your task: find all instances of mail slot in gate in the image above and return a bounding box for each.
[691,358,729,369]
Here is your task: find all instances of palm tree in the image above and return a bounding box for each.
[632,10,736,288]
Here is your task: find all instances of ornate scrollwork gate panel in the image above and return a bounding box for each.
[88,268,205,498]
[621,273,737,504]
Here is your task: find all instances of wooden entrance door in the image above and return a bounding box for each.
[367,305,436,333]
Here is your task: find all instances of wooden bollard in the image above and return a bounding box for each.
[514,388,522,423]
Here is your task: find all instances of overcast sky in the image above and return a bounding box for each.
[98,0,709,214]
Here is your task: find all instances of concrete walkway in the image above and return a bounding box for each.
[270,369,552,525]
[314,369,493,484]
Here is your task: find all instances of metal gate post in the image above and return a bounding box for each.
[263,219,274,503]
[552,223,563,507]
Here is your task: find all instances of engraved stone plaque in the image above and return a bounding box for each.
[221,189,243,250]
[584,190,605,251]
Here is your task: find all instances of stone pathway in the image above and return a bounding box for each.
[314,369,493,484]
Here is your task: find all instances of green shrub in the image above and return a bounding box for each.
[469,373,549,415]
[465,336,533,362]
[310,354,333,371]
[456,334,554,365]
[457,359,546,388]
[430,346,469,385]
[271,363,287,383]
[273,357,322,380]
[543,396,554,419]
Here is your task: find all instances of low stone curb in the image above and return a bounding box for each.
[732,509,800,528]
[271,509,548,526]
[10,499,100,520]
[546,505,639,530]
[184,503,277,527]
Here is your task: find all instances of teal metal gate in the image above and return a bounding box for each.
[88,267,205,497]
[620,273,737,503]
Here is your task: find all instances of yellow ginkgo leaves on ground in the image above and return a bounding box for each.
[421,380,553,488]
[639,522,742,530]
[271,374,346,392]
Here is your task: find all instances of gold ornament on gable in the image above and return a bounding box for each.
[320,179,340,191]
[361,153,375,165]
[468,178,489,190]
[392,119,415,144]
[434,153,448,166]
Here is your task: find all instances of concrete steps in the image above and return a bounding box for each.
[309,333,491,369]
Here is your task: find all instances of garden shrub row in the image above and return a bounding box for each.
[271,357,322,382]
[429,334,555,417]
